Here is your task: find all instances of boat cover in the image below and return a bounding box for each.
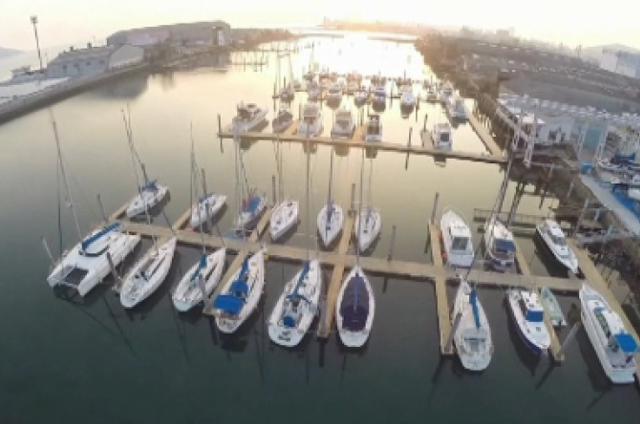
[286,261,310,303]
[283,315,296,328]
[190,254,208,283]
[213,295,244,315]
[199,193,213,204]
[340,273,369,331]
[614,333,639,354]
[470,289,481,329]
[81,222,120,252]
[495,239,516,252]
[140,179,158,192]
[246,195,262,214]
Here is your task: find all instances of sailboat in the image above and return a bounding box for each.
[213,131,266,334]
[451,280,493,371]
[354,158,381,253]
[268,135,322,347]
[336,148,376,347]
[270,113,299,242]
[45,118,140,297]
[317,147,344,247]
[119,112,177,309]
[189,148,226,229]
[173,136,227,312]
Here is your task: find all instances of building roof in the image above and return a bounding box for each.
[108,21,230,39]
[49,46,117,66]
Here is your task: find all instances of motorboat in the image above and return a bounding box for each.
[292,79,303,91]
[336,265,375,347]
[272,109,294,133]
[399,85,415,110]
[506,288,551,355]
[580,283,638,384]
[431,122,453,149]
[483,215,516,271]
[440,208,475,268]
[120,237,177,308]
[232,103,268,133]
[535,219,578,274]
[440,83,453,102]
[270,199,299,241]
[540,286,567,327]
[237,191,267,229]
[268,259,322,347]
[126,180,169,218]
[172,248,226,312]
[331,107,356,138]
[347,81,359,95]
[447,96,468,121]
[354,89,368,107]
[280,84,295,102]
[355,206,382,252]
[307,81,321,101]
[452,280,493,371]
[425,87,438,103]
[364,114,382,142]
[213,250,266,334]
[371,85,386,110]
[47,222,141,296]
[189,193,226,229]
[326,83,343,104]
[297,102,323,137]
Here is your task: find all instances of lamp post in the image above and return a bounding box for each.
[30,15,44,73]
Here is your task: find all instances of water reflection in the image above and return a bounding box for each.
[85,74,150,100]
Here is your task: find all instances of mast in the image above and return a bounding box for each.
[305,132,311,261]
[325,147,334,237]
[190,125,206,252]
[356,146,365,264]
[51,118,83,241]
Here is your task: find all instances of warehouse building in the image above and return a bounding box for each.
[107,21,231,48]
[46,44,145,79]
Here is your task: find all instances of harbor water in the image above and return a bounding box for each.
[1,34,639,423]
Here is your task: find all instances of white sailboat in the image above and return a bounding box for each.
[354,158,381,253]
[535,219,579,274]
[270,129,299,241]
[452,280,493,371]
[440,208,474,268]
[336,148,376,347]
[189,149,226,229]
[213,130,266,333]
[580,283,638,384]
[317,148,344,247]
[506,288,551,355]
[45,119,140,297]
[268,134,322,347]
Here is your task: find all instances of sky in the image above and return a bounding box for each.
[2,0,640,51]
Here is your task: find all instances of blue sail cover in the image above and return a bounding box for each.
[189,254,208,283]
[283,315,296,328]
[81,222,120,251]
[286,261,310,303]
[140,179,158,192]
[614,333,639,354]
[246,195,261,214]
[470,289,481,329]
[340,273,369,331]
[213,295,244,315]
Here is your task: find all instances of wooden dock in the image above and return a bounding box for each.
[428,222,453,355]
[468,112,503,158]
[218,125,507,164]
[317,212,355,338]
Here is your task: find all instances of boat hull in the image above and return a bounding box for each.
[190,194,227,229]
[336,266,375,348]
[534,223,579,274]
[317,203,344,247]
[126,185,169,218]
[355,208,381,252]
[171,248,226,312]
[440,209,475,268]
[506,290,549,355]
[452,281,493,371]
[270,200,299,241]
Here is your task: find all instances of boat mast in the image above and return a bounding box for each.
[325,147,334,233]
[356,146,365,264]
[51,117,83,241]
[190,125,206,252]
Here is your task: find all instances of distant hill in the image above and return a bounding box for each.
[0,47,20,59]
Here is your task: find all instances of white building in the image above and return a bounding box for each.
[46,45,145,79]
[600,48,640,79]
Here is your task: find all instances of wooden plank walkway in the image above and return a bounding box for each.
[468,112,503,158]
[317,212,355,338]
[428,222,453,355]
[218,127,507,164]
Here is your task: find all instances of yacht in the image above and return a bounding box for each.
[297,102,323,137]
[452,281,493,371]
[326,83,343,104]
[483,215,516,271]
[399,85,416,110]
[126,180,169,218]
[540,286,567,327]
[172,248,226,312]
[431,122,453,149]
[331,107,356,138]
[307,81,321,101]
[506,288,551,355]
[447,96,468,121]
[317,201,344,247]
[232,103,268,133]
[336,265,375,347]
[425,87,438,103]
[120,237,178,308]
[535,219,579,274]
[270,199,299,241]
[189,193,226,229]
[354,89,368,107]
[272,109,294,133]
[355,207,382,252]
[580,283,638,384]
[440,208,475,268]
[279,85,295,102]
[371,85,386,110]
[47,222,141,296]
[347,80,359,95]
[364,114,382,142]
[440,84,453,102]
[213,250,266,334]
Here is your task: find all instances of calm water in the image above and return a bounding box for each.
[1,35,639,423]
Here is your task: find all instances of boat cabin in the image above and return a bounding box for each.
[517,291,544,323]
[540,220,567,247]
[336,109,352,125]
[366,115,382,136]
[594,307,639,360]
[449,222,471,251]
[302,103,320,120]
[237,103,260,120]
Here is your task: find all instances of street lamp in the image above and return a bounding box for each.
[30,15,44,73]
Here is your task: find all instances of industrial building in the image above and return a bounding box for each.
[107,21,231,48]
[600,48,640,79]
[46,44,144,79]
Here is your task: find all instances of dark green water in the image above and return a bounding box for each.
[1,35,639,423]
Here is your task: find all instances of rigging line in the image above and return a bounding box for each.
[56,151,64,258]
[59,150,100,225]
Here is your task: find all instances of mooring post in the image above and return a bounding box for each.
[558,322,581,358]
[387,225,397,261]
[298,103,302,121]
[431,192,440,224]
[408,127,413,148]
[217,113,221,137]
[272,174,277,205]
[97,194,107,222]
[350,182,356,213]
[445,312,463,353]
[423,113,428,132]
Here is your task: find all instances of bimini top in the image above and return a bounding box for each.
[340,273,370,331]
[213,258,250,314]
[614,333,639,354]
[544,219,566,239]
[80,222,120,252]
[245,195,262,214]
[470,288,481,329]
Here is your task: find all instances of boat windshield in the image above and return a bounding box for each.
[525,309,543,322]
[452,236,469,251]
[549,232,566,246]
[439,132,450,142]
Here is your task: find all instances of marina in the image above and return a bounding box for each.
[3,30,640,423]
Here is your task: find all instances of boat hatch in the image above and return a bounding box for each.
[63,267,88,286]
[525,309,543,322]
[451,236,469,251]
[439,132,450,142]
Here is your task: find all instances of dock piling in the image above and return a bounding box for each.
[431,192,440,224]
[97,194,107,222]
[387,225,397,261]
[272,174,277,205]
[445,312,462,353]
[423,113,428,132]
[217,114,222,140]
[558,322,581,359]
[565,181,574,200]
[350,183,356,213]
[574,199,589,235]
[106,252,123,291]
[408,127,413,147]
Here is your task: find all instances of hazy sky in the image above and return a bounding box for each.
[2,0,640,50]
